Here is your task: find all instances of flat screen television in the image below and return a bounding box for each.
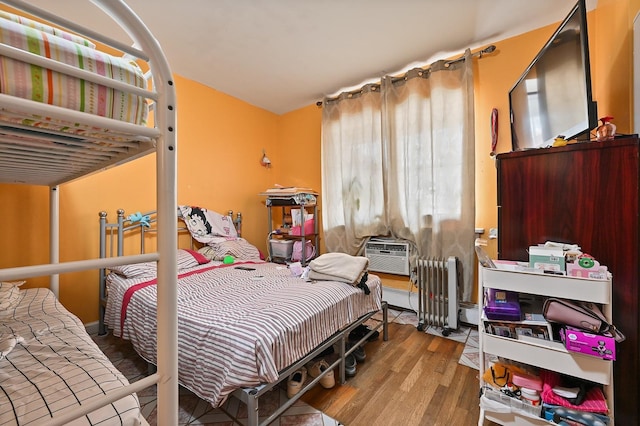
[509,0,597,151]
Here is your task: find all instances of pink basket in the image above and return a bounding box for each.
[290,218,314,236]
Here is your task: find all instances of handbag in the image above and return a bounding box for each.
[291,240,316,262]
[543,298,625,342]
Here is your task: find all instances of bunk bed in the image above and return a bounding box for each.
[0,1,178,425]
[99,208,389,426]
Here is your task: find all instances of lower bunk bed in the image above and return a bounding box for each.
[0,284,146,425]
[99,207,389,426]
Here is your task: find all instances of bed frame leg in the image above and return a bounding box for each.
[246,391,259,426]
[382,301,389,341]
[339,334,347,385]
[98,310,107,336]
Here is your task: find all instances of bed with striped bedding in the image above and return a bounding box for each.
[0,287,146,425]
[104,259,383,408]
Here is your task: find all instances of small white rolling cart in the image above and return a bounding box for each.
[477,262,614,425]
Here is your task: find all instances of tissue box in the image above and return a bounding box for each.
[270,239,293,259]
[561,327,616,360]
[529,246,565,272]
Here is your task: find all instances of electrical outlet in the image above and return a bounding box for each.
[489,228,498,239]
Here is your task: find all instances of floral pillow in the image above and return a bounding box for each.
[0,281,25,312]
[109,249,210,279]
[179,205,238,244]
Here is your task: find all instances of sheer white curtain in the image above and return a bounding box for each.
[321,51,476,301]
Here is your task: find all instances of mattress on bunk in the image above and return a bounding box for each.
[104,260,383,407]
[0,15,149,133]
[0,287,146,426]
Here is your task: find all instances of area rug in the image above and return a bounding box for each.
[138,386,341,426]
[92,332,341,426]
[458,327,480,370]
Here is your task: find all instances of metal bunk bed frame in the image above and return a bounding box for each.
[0,1,179,424]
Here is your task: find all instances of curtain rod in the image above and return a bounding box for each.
[445,44,496,67]
[317,44,496,107]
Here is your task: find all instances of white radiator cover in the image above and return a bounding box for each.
[364,239,410,276]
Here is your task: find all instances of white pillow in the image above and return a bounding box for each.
[198,239,261,261]
[109,249,210,279]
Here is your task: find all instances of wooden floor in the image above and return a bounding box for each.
[301,321,483,426]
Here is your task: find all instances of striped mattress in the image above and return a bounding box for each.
[104,260,383,407]
[0,12,148,135]
[0,288,145,425]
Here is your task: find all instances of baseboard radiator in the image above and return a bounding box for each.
[416,256,459,335]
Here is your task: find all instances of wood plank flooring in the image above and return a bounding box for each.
[301,321,483,425]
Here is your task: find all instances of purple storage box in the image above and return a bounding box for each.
[484,289,521,321]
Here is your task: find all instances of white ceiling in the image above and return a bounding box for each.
[26,0,596,115]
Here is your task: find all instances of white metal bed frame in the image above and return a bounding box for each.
[0,1,179,424]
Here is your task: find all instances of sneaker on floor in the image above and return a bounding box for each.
[349,324,380,342]
[345,354,357,377]
[348,342,366,363]
[287,366,307,398]
[306,359,335,388]
[318,345,335,358]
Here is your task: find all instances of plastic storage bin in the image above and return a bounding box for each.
[270,239,293,259]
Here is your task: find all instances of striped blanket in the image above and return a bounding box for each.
[105,260,383,407]
[0,13,148,131]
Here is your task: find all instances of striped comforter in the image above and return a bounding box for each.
[0,288,145,425]
[104,261,383,407]
[0,14,148,132]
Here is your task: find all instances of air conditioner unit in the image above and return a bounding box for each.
[365,238,410,276]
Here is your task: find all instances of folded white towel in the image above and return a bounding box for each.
[308,252,369,284]
[308,253,372,294]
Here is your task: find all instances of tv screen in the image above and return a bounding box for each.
[509,0,597,151]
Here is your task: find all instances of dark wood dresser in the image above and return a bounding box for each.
[496,135,639,425]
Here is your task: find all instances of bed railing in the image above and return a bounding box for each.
[0,0,162,186]
[98,208,243,335]
[0,0,179,424]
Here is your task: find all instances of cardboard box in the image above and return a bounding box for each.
[561,327,616,360]
[270,239,293,259]
[529,246,565,272]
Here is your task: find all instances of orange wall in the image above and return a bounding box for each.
[0,75,279,323]
[2,0,639,321]
[274,104,325,251]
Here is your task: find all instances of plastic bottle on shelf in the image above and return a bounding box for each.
[520,387,541,406]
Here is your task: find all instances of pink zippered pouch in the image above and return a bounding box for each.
[512,371,543,391]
